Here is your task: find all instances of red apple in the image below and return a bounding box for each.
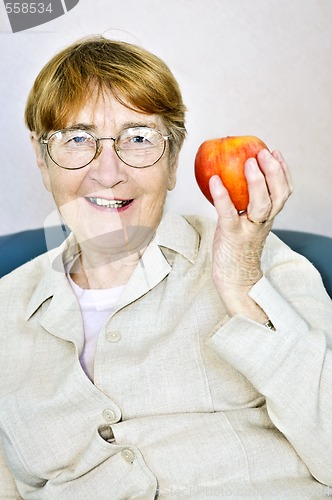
[194,135,269,212]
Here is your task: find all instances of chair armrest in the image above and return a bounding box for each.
[274,229,332,298]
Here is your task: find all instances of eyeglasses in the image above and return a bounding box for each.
[41,126,170,170]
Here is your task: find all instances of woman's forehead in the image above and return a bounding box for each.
[64,90,163,131]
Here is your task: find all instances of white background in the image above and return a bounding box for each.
[0,0,331,236]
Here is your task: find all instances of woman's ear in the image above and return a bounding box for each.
[167,155,179,191]
[30,133,52,192]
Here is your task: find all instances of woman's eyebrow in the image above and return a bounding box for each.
[64,121,159,133]
[120,121,158,129]
[65,123,97,131]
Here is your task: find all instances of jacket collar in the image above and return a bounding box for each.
[25,212,200,322]
[155,212,198,264]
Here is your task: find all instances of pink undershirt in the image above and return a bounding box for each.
[67,272,124,381]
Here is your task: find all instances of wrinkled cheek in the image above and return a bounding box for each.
[144,190,168,227]
[56,197,86,233]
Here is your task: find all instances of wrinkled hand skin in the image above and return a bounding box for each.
[209,149,292,321]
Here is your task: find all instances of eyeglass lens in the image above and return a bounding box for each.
[47,127,167,169]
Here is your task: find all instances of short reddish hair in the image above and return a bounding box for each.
[25,35,187,161]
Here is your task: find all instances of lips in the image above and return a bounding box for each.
[85,197,133,209]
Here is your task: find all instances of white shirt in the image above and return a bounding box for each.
[67,272,124,380]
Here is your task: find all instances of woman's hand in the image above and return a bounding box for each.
[209,148,292,321]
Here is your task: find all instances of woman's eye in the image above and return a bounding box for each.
[132,135,147,143]
[119,128,157,149]
[72,136,86,143]
[68,135,88,144]
[64,133,93,147]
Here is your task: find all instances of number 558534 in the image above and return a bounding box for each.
[5,3,53,14]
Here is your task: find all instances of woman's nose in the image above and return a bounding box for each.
[90,138,128,185]
[94,137,116,161]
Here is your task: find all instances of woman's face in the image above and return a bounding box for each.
[32,91,178,253]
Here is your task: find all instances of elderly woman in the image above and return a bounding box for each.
[0,36,331,499]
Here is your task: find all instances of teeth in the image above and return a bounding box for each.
[88,197,130,209]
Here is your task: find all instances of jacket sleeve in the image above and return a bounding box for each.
[0,436,22,499]
[207,235,332,487]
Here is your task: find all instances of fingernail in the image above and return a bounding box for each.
[209,175,223,195]
[246,158,258,170]
[259,148,271,159]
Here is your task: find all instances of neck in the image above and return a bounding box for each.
[69,224,155,289]
[70,248,144,289]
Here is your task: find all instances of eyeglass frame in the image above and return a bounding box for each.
[40,126,171,170]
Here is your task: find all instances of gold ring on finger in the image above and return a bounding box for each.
[247,215,268,225]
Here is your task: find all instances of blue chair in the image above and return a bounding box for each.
[273,229,332,298]
[0,227,331,298]
[0,226,68,279]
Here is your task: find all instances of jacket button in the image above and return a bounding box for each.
[121,449,135,463]
[102,409,116,423]
[107,331,121,343]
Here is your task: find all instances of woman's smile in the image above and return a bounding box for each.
[84,195,134,211]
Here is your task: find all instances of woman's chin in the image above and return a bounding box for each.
[76,224,156,265]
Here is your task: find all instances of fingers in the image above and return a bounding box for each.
[245,157,272,222]
[209,149,292,226]
[271,149,293,192]
[245,148,292,222]
[259,149,293,217]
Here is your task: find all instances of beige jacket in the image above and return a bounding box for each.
[0,213,332,499]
